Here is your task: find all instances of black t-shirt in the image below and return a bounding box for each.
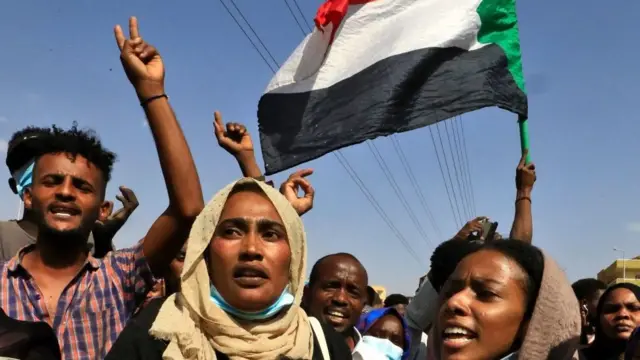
[106,298,352,360]
[0,308,61,360]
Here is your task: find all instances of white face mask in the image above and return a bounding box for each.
[356,335,403,360]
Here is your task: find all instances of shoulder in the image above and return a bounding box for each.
[312,320,352,359]
[105,298,167,360]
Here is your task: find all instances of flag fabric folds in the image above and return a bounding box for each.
[258,0,528,175]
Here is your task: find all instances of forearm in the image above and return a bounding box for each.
[141,95,204,272]
[235,153,263,179]
[142,96,203,217]
[510,189,532,243]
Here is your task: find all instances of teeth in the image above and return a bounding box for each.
[444,327,472,336]
[328,311,345,318]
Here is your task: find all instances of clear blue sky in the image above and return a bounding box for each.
[0,0,638,294]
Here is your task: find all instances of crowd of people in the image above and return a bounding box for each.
[0,16,639,360]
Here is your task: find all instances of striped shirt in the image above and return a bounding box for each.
[0,242,155,360]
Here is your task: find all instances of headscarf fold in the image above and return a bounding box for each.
[517,251,581,359]
[357,307,411,359]
[150,178,313,360]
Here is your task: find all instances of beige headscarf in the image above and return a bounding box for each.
[517,252,581,360]
[150,178,314,360]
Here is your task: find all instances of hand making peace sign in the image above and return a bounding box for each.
[114,17,165,99]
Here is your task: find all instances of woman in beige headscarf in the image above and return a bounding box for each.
[105,178,351,360]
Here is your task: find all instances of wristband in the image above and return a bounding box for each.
[516,196,531,204]
[140,94,168,107]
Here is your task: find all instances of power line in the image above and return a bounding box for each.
[390,136,443,240]
[217,0,277,73]
[367,141,433,247]
[283,0,312,35]
[220,1,426,265]
[451,116,474,217]
[444,118,470,220]
[227,0,280,67]
[438,121,466,223]
[291,0,314,31]
[334,151,425,267]
[429,126,461,229]
[459,118,477,214]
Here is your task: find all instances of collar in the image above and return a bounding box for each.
[354,327,362,342]
[7,244,100,275]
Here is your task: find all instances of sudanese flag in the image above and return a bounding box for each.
[258,0,528,175]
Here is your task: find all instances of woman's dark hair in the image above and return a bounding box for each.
[430,238,483,291]
[384,294,409,307]
[473,240,544,319]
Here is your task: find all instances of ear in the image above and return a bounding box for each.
[99,201,113,222]
[23,188,33,209]
[8,178,17,194]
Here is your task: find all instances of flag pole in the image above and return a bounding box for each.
[518,116,531,164]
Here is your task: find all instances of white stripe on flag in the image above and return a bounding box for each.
[266,0,485,94]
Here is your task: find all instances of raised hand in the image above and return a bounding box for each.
[114,16,165,99]
[109,186,140,222]
[516,149,536,191]
[453,216,487,240]
[213,112,254,158]
[280,169,315,216]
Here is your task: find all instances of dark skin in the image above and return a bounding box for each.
[600,288,640,341]
[18,17,203,322]
[365,314,406,350]
[22,154,112,316]
[580,289,605,337]
[209,190,291,312]
[435,250,529,360]
[305,255,368,350]
[113,16,204,276]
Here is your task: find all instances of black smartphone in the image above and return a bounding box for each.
[483,221,499,242]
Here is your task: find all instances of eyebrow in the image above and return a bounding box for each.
[220,217,285,229]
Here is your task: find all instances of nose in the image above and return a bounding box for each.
[444,288,473,317]
[615,307,631,320]
[55,177,76,201]
[238,229,263,262]
[330,288,349,306]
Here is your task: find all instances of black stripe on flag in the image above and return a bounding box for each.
[258,44,527,175]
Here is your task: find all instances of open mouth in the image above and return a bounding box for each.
[324,308,349,325]
[442,326,477,348]
[48,204,81,219]
[232,265,268,287]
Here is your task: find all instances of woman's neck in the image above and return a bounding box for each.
[589,338,626,360]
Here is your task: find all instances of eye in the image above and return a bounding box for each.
[222,227,242,237]
[262,229,284,241]
[476,289,498,300]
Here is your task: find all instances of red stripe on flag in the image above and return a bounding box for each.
[314,0,376,43]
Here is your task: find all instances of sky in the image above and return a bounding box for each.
[0,0,638,294]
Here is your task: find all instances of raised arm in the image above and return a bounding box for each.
[213,112,264,179]
[114,17,204,275]
[509,149,536,243]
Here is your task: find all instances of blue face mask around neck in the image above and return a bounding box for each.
[209,284,294,321]
[12,160,35,199]
[360,335,404,360]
